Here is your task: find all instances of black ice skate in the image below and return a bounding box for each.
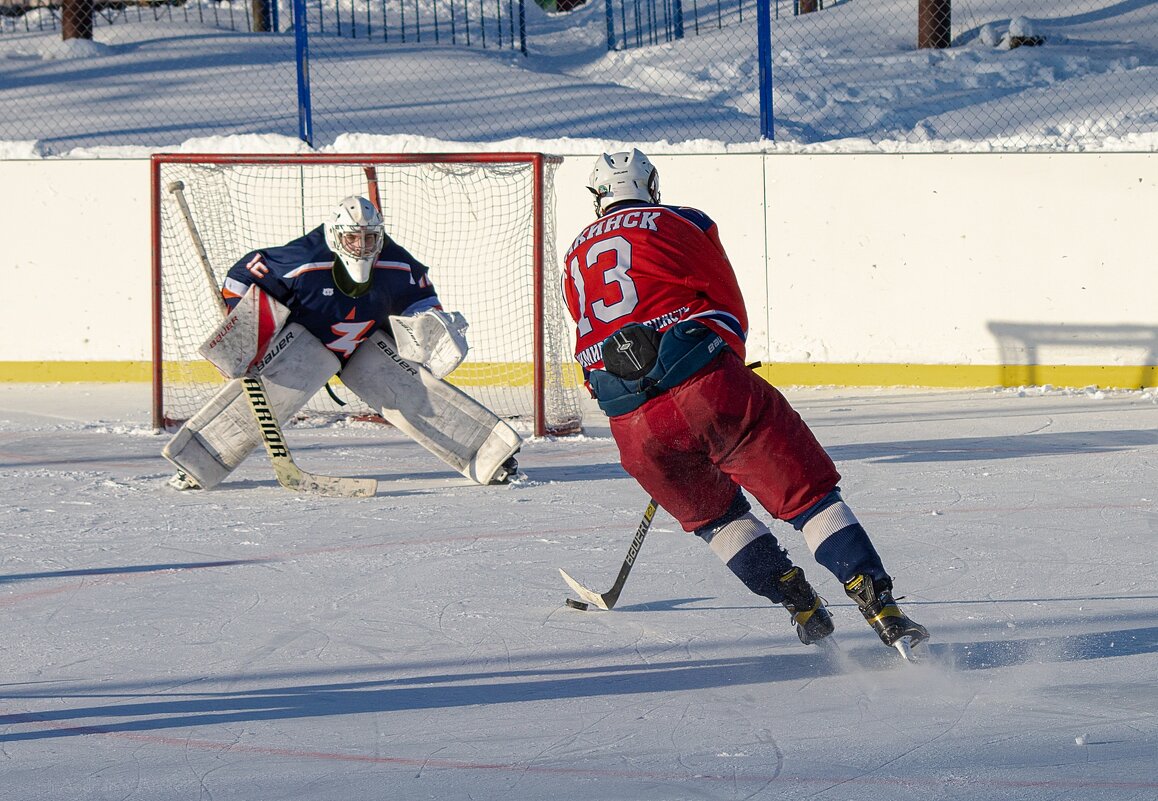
[167,469,201,491]
[844,574,929,655]
[489,453,520,485]
[778,567,834,645]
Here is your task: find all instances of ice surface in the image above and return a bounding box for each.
[1,382,1156,800]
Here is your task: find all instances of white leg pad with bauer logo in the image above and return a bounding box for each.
[340,329,522,485]
[163,324,340,489]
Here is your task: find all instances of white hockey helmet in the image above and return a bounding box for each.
[325,195,385,284]
[587,148,660,216]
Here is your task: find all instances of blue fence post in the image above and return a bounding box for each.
[756,0,774,140]
[604,0,616,50]
[672,0,683,39]
[292,0,314,146]
[518,0,527,54]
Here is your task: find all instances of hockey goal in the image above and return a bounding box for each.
[150,153,583,437]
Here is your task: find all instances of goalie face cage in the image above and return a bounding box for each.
[150,153,583,438]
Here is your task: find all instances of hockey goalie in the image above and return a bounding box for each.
[163,195,522,491]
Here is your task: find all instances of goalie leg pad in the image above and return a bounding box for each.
[340,329,522,485]
[163,324,340,489]
[163,380,253,490]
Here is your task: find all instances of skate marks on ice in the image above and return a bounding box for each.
[826,428,1158,464]
[1,387,1156,799]
[924,624,1158,671]
[813,622,1158,674]
[4,627,1154,800]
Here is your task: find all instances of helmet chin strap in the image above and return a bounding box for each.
[332,258,371,298]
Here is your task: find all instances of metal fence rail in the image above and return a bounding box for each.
[308,0,525,51]
[604,0,754,51]
[0,0,526,52]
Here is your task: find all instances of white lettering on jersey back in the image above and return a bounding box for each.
[327,320,376,359]
[566,207,662,257]
[574,304,692,370]
[618,211,659,230]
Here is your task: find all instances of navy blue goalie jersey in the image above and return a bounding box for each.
[222,225,441,361]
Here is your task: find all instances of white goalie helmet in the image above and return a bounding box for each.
[587,148,660,217]
[325,195,386,284]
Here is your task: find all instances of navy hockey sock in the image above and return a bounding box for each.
[695,491,795,602]
[791,490,887,584]
[725,534,797,602]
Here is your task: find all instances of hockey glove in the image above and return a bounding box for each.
[389,308,470,379]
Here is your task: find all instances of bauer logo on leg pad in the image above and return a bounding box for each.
[199,284,291,378]
[250,328,295,376]
[373,337,420,377]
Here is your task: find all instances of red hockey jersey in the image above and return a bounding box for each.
[560,202,748,373]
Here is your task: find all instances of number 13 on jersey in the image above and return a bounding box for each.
[567,235,639,337]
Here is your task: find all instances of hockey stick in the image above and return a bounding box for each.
[167,180,377,498]
[559,497,658,610]
[239,375,375,497]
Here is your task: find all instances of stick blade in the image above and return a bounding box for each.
[274,463,378,498]
[558,568,610,610]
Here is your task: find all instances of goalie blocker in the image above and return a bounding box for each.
[164,311,521,488]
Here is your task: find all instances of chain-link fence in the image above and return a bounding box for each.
[1,0,527,48]
[1,0,1155,150]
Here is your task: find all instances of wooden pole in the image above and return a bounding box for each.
[918,0,951,49]
[61,0,93,40]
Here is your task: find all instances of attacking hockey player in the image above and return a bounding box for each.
[164,195,521,492]
[560,149,928,655]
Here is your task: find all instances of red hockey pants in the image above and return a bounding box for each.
[609,350,841,531]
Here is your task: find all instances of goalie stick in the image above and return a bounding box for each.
[559,497,658,610]
[167,180,377,498]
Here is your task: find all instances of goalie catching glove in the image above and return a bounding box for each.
[389,308,470,379]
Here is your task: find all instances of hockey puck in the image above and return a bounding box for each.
[565,598,590,611]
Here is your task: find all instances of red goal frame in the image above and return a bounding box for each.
[150,152,579,437]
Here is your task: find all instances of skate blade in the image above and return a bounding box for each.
[893,635,928,663]
[816,635,843,655]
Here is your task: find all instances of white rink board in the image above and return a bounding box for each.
[1,152,1154,366]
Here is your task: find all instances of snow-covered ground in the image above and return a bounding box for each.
[1,0,1156,154]
[2,383,1156,799]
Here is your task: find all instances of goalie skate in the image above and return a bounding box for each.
[167,469,201,491]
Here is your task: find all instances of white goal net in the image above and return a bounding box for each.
[151,153,583,437]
